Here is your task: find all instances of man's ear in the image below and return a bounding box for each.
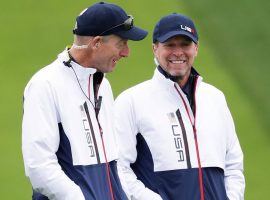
[152,43,157,52]
[152,43,158,56]
[91,36,102,50]
[194,41,199,57]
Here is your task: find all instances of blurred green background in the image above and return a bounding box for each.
[1,0,269,199]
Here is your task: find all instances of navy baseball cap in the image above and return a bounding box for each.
[153,13,198,43]
[73,2,148,41]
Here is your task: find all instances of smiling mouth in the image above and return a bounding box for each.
[169,60,186,64]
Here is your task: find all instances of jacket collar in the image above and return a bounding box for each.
[152,67,175,90]
[153,66,202,90]
[58,49,98,81]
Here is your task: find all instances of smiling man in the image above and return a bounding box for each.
[22,2,147,200]
[114,13,245,200]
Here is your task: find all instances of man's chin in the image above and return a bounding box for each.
[170,70,185,78]
[105,66,115,73]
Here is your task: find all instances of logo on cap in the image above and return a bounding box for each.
[180,25,195,34]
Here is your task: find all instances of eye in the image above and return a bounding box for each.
[164,43,175,48]
[116,39,128,49]
[182,42,191,46]
[180,40,192,47]
[122,40,128,46]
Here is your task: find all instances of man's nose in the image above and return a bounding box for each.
[120,44,130,57]
[172,47,184,56]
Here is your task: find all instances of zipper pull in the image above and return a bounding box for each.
[99,125,103,136]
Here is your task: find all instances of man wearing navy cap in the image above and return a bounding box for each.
[22,2,147,200]
[114,13,245,200]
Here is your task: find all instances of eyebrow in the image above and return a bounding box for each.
[117,38,128,44]
[165,38,192,44]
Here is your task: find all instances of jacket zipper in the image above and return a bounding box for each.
[97,120,115,200]
[88,74,115,200]
[174,76,205,200]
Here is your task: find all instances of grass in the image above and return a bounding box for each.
[0,0,269,199]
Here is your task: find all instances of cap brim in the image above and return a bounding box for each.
[115,26,148,41]
[157,30,198,43]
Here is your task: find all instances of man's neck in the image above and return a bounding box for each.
[157,65,190,87]
[178,75,189,88]
[69,48,93,68]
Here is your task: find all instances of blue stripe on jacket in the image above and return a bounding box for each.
[32,123,127,200]
[131,133,228,200]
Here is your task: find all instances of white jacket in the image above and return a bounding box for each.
[114,68,245,200]
[22,49,127,200]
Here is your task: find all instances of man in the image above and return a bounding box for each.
[22,2,147,200]
[114,13,245,200]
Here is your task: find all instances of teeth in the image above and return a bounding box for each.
[170,60,185,64]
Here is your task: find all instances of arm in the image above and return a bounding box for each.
[223,100,245,200]
[114,92,162,200]
[22,80,85,200]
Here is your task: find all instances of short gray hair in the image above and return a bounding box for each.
[72,35,93,49]
[72,35,111,49]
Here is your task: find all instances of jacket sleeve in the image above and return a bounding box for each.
[22,80,85,200]
[114,92,163,200]
[223,98,245,200]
